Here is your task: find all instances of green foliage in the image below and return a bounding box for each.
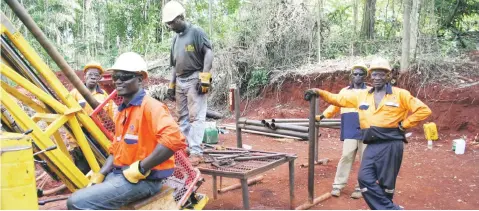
[246,68,269,97]
[3,0,477,103]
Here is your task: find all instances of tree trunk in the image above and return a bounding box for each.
[360,0,376,39]
[401,0,412,73]
[317,0,322,63]
[410,0,420,60]
[353,0,359,32]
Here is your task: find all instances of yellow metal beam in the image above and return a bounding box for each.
[44,115,69,137]
[32,113,61,123]
[67,116,100,172]
[1,63,101,171]
[0,63,67,114]
[0,87,89,189]
[1,16,111,152]
[50,129,72,160]
[1,81,46,113]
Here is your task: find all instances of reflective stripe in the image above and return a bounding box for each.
[124,134,138,139]
[385,189,395,194]
[124,134,138,144]
[360,187,368,192]
[385,101,399,107]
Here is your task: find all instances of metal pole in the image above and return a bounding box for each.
[315,98,320,162]
[289,159,295,209]
[234,86,242,148]
[4,0,100,110]
[241,178,250,209]
[308,95,317,204]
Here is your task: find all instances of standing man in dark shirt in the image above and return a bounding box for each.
[163,1,214,166]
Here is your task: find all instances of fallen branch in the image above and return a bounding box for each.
[218,176,264,194]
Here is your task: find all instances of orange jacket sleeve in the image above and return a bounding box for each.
[145,101,186,152]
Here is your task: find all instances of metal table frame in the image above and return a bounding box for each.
[198,155,296,209]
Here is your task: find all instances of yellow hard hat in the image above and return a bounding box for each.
[83,62,104,74]
[368,58,391,74]
[162,1,186,23]
[107,52,148,79]
[351,62,368,75]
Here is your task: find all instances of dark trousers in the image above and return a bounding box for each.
[358,140,404,210]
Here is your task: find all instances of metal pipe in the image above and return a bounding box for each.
[220,124,302,140]
[234,86,242,148]
[234,153,285,161]
[315,98,320,162]
[287,122,340,127]
[308,95,316,204]
[268,118,340,123]
[5,0,100,110]
[289,160,295,210]
[239,119,266,127]
[239,124,308,140]
[270,123,309,133]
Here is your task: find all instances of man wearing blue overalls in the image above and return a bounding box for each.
[305,58,432,209]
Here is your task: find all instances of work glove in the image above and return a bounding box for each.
[197,72,212,94]
[315,114,326,121]
[122,160,150,184]
[304,89,321,101]
[167,83,176,101]
[87,172,105,187]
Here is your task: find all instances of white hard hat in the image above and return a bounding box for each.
[107,52,148,79]
[162,1,186,23]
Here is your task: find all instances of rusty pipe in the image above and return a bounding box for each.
[239,124,308,140]
[5,0,100,110]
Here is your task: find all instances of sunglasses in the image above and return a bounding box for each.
[112,73,141,81]
[352,73,366,76]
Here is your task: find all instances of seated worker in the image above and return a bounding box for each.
[70,62,114,118]
[67,52,187,210]
[68,62,114,173]
[321,63,370,199]
[305,58,432,210]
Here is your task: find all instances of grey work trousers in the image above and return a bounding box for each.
[175,71,207,155]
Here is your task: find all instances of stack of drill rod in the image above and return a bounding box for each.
[237,118,341,140]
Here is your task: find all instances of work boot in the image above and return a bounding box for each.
[331,188,341,197]
[189,154,204,166]
[350,188,363,199]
